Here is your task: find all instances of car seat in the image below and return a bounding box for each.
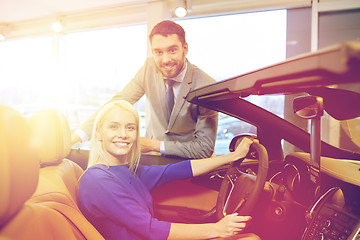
[0,105,39,227]
[28,109,104,239]
[0,106,103,239]
[28,109,81,205]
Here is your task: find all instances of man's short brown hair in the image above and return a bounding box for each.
[149,20,186,45]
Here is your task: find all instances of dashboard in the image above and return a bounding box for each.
[270,152,360,240]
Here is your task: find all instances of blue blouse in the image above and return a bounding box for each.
[79,160,193,240]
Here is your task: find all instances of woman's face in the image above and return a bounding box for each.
[97,108,138,164]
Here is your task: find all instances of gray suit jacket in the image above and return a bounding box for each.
[80,58,218,159]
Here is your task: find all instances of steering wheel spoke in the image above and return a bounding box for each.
[216,141,269,220]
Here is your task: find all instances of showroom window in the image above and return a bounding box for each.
[176,10,286,81]
[176,10,287,154]
[0,24,147,133]
[0,10,286,153]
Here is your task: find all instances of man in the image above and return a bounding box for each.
[72,20,218,159]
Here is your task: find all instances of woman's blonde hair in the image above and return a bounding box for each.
[87,100,141,173]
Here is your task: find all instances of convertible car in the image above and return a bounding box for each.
[1,40,359,240]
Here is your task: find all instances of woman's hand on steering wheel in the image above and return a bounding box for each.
[231,137,254,161]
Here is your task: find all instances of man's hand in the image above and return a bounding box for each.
[140,137,160,153]
[71,133,81,146]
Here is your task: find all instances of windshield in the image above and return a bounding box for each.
[327,116,360,152]
[214,93,360,156]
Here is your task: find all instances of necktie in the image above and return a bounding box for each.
[165,79,175,121]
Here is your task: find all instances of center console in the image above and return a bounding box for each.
[302,188,360,240]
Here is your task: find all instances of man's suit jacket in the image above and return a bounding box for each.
[80,58,218,159]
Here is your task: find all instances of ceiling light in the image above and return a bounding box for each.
[51,20,63,33]
[174,0,192,18]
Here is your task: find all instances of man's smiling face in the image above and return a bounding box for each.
[151,33,188,79]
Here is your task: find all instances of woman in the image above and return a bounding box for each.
[79,100,260,240]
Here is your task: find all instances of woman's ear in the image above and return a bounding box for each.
[95,129,103,142]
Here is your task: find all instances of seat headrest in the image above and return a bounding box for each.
[0,105,39,226]
[28,109,71,167]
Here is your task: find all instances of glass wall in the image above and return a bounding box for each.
[60,24,147,130]
[0,10,286,153]
[176,10,287,154]
[0,36,54,111]
[0,24,147,131]
[177,10,286,81]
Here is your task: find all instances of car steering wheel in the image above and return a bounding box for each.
[216,140,269,220]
